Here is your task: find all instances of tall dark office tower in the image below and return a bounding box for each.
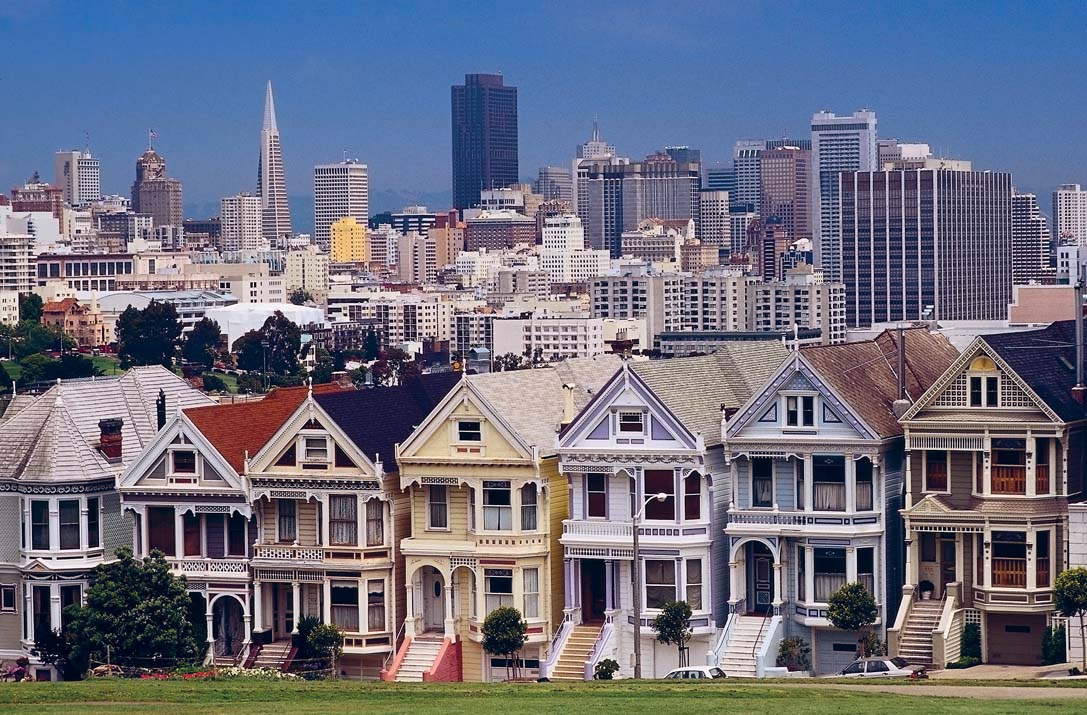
[451,73,518,211]
[839,166,1012,327]
[758,146,812,242]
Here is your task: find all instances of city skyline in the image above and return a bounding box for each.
[2,2,1086,214]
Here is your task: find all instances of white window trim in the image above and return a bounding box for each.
[299,433,332,463]
[0,584,17,614]
[167,446,200,480]
[616,409,646,435]
[24,495,101,555]
[585,473,608,520]
[782,393,817,429]
[454,419,483,443]
[921,449,952,495]
[642,558,679,612]
[426,485,450,531]
[750,459,775,510]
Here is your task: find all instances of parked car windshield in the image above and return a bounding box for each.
[709,668,726,679]
[890,657,910,668]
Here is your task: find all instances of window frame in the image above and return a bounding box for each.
[328,494,359,546]
[31,499,50,551]
[86,496,100,549]
[644,559,677,610]
[923,450,950,494]
[484,568,514,615]
[685,559,703,610]
[520,484,538,531]
[523,567,540,619]
[0,584,15,613]
[427,485,449,530]
[58,499,81,551]
[302,435,331,463]
[751,458,774,508]
[365,498,384,547]
[169,448,198,477]
[366,578,386,632]
[618,410,645,434]
[586,473,608,519]
[456,420,482,443]
[785,394,816,428]
[276,499,297,543]
[482,481,513,531]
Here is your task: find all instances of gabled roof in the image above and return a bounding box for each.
[980,320,1087,423]
[467,356,622,452]
[185,384,343,473]
[0,366,213,483]
[315,372,461,469]
[802,328,959,438]
[632,342,791,447]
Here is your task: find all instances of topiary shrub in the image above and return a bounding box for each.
[594,658,619,680]
[775,636,811,671]
[961,623,981,660]
[1043,624,1067,666]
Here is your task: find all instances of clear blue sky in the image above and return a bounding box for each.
[2,1,1085,214]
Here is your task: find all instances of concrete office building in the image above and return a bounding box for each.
[759,145,812,243]
[1053,183,1087,244]
[452,73,519,210]
[811,110,878,282]
[876,139,931,167]
[54,150,101,207]
[839,166,1012,327]
[535,166,572,204]
[540,214,609,284]
[330,216,369,263]
[698,190,732,252]
[285,245,330,304]
[465,210,536,251]
[590,267,685,347]
[396,232,439,284]
[1011,192,1055,286]
[314,160,369,252]
[390,206,438,237]
[0,208,36,293]
[220,193,264,252]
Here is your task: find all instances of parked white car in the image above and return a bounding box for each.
[835,657,927,678]
[663,666,727,680]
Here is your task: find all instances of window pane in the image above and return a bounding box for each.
[458,421,482,441]
[277,499,297,542]
[366,499,384,546]
[523,568,539,619]
[520,485,537,531]
[148,506,176,556]
[428,486,448,529]
[752,458,773,507]
[86,497,100,548]
[686,559,702,609]
[172,450,196,474]
[684,474,701,520]
[619,412,644,433]
[183,512,201,556]
[367,580,385,631]
[645,559,676,609]
[330,495,358,545]
[227,514,246,556]
[644,470,675,520]
[59,500,80,550]
[587,474,607,518]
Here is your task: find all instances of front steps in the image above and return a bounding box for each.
[549,624,602,681]
[249,641,295,671]
[719,616,772,677]
[898,599,943,666]
[394,635,444,682]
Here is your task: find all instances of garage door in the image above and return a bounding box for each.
[987,613,1045,665]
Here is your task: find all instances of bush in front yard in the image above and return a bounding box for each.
[1043,624,1067,665]
[961,623,981,660]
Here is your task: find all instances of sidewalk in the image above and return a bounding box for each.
[929,663,1082,680]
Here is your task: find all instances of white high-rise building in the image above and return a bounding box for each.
[313,160,369,252]
[220,193,263,252]
[257,81,292,247]
[698,190,731,251]
[811,109,878,282]
[285,244,330,304]
[732,140,763,210]
[1053,184,1087,245]
[54,150,101,207]
[0,208,36,294]
[539,214,609,283]
[1011,191,1054,285]
[729,211,758,257]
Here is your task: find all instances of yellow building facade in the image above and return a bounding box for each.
[330,216,369,263]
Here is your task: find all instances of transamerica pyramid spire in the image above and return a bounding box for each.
[257,81,291,247]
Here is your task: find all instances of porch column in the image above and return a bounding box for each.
[604,559,615,612]
[405,582,417,637]
[904,450,914,509]
[291,581,301,634]
[772,560,784,613]
[444,570,455,637]
[205,598,215,648]
[728,556,742,612]
[323,580,332,624]
[563,559,573,610]
[906,535,918,584]
[846,546,857,584]
[1026,527,1037,590]
[804,545,815,602]
[175,509,185,560]
[982,525,992,588]
[803,455,814,513]
[253,581,263,631]
[845,455,856,513]
[982,433,992,496]
[955,533,965,584]
[140,506,150,557]
[1026,432,1037,497]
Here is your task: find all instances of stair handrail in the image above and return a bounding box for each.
[384,621,407,672]
[751,614,770,657]
[707,612,736,666]
[887,584,915,658]
[539,618,574,680]
[932,582,961,668]
[583,622,614,681]
[753,615,783,678]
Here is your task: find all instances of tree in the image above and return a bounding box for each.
[11,320,74,358]
[289,287,314,306]
[116,300,182,368]
[19,293,42,322]
[233,312,301,376]
[653,600,693,666]
[827,581,879,656]
[201,373,228,393]
[493,353,526,372]
[65,547,199,671]
[307,623,345,677]
[1055,567,1087,671]
[31,627,82,680]
[182,318,221,369]
[362,329,380,361]
[481,606,527,681]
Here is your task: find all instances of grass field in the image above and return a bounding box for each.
[1,679,1086,715]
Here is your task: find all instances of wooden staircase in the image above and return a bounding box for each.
[394,635,444,682]
[247,641,295,672]
[549,624,601,681]
[719,616,771,677]
[898,599,942,666]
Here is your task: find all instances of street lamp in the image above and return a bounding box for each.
[632,491,668,679]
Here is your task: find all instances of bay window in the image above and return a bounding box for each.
[858,548,875,596]
[523,568,539,619]
[645,559,677,609]
[366,499,384,546]
[183,512,201,556]
[925,450,948,491]
[59,500,80,550]
[1036,438,1051,493]
[32,585,50,641]
[428,486,448,529]
[60,585,80,629]
[683,473,701,521]
[643,470,675,520]
[86,497,100,549]
[227,513,247,556]
[992,531,1027,587]
[367,579,385,631]
[485,569,514,614]
[814,548,846,601]
[685,559,702,609]
[148,506,176,556]
[329,495,358,546]
[1036,531,1051,588]
[795,460,805,510]
[992,441,1027,495]
[797,545,806,601]
[520,484,537,531]
[586,474,607,518]
[277,499,297,542]
[483,482,513,530]
[31,500,49,550]
[752,458,773,508]
[812,455,846,511]
[856,459,873,511]
[331,582,360,632]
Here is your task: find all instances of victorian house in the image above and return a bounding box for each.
[386,357,619,682]
[0,368,213,680]
[891,321,1087,667]
[551,344,789,679]
[722,329,956,675]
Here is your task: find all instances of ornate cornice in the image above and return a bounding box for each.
[0,480,115,495]
[249,477,381,492]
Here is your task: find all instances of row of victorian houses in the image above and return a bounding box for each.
[0,319,1084,680]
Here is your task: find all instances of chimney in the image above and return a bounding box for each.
[722,405,739,423]
[891,325,913,417]
[99,418,124,461]
[561,383,576,426]
[156,389,167,430]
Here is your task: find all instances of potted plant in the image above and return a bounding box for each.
[918,580,935,600]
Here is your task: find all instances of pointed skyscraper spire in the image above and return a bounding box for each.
[263,80,278,133]
[592,116,600,142]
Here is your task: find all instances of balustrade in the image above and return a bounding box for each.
[991,557,1027,588]
[991,466,1026,495]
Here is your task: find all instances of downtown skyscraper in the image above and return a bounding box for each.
[257,81,292,247]
[451,73,518,211]
[313,159,369,252]
[811,110,878,282]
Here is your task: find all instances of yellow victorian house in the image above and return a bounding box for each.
[385,357,620,682]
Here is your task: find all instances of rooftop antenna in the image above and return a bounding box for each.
[84,131,90,153]
[342,149,348,162]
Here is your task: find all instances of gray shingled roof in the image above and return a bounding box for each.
[633,342,791,447]
[0,366,214,483]
[468,356,622,453]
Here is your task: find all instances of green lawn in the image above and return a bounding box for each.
[0,679,1084,715]
[91,355,122,376]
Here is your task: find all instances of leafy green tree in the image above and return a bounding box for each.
[31,627,83,680]
[19,293,43,322]
[12,320,74,358]
[236,373,265,394]
[481,605,527,681]
[493,353,526,372]
[307,623,344,675]
[18,353,55,383]
[182,318,221,369]
[233,312,300,376]
[827,581,879,656]
[289,287,314,305]
[653,600,693,666]
[362,329,380,361]
[1056,567,1087,671]
[116,300,182,368]
[310,358,334,385]
[200,373,228,393]
[65,547,200,670]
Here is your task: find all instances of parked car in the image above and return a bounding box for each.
[835,657,926,678]
[663,666,727,680]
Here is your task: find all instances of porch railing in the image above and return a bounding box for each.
[253,544,325,561]
[707,612,736,666]
[992,557,1027,588]
[171,558,249,574]
[991,465,1026,495]
[754,616,783,678]
[540,618,574,680]
[562,520,634,538]
[583,622,614,681]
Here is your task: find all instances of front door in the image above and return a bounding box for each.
[751,543,773,615]
[939,537,957,595]
[422,568,445,632]
[581,560,606,623]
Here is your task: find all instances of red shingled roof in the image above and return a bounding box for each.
[184,383,345,473]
